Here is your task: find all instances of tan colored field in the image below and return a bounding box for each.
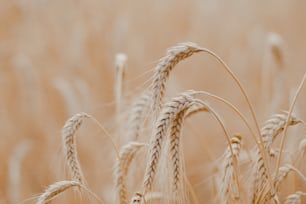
[0,1,305,203]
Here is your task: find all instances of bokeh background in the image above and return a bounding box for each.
[1,0,305,203]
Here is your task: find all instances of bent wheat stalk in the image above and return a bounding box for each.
[252,112,301,203]
[150,42,273,192]
[247,111,301,203]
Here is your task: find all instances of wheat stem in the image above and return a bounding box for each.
[276,74,306,175]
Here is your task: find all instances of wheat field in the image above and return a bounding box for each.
[0,1,306,203]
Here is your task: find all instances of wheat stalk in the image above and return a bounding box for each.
[150,43,276,195]
[299,138,306,155]
[114,142,145,204]
[150,42,262,147]
[53,77,81,115]
[275,74,306,172]
[62,112,89,184]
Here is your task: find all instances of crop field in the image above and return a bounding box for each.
[0,1,305,203]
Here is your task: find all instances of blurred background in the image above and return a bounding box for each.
[0,0,305,203]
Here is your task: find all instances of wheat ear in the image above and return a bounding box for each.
[151,42,202,116]
[284,191,306,204]
[276,74,306,173]
[217,134,242,204]
[114,53,127,118]
[169,102,208,194]
[36,180,81,204]
[252,112,301,203]
[129,192,162,204]
[62,112,89,184]
[130,192,143,204]
[261,112,301,150]
[114,53,127,125]
[143,92,195,193]
[127,92,151,141]
[262,32,286,114]
[115,142,144,204]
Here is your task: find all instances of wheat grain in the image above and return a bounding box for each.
[62,112,89,184]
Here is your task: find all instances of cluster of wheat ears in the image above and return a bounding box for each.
[35,41,306,204]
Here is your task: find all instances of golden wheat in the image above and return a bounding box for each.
[62,112,90,184]
[114,142,144,204]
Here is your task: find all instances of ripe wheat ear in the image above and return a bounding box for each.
[62,112,89,184]
[36,180,81,204]
[252,112,301,203]
[143,92,195,193]
[114,142,144,204]
[217,134,242,204]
